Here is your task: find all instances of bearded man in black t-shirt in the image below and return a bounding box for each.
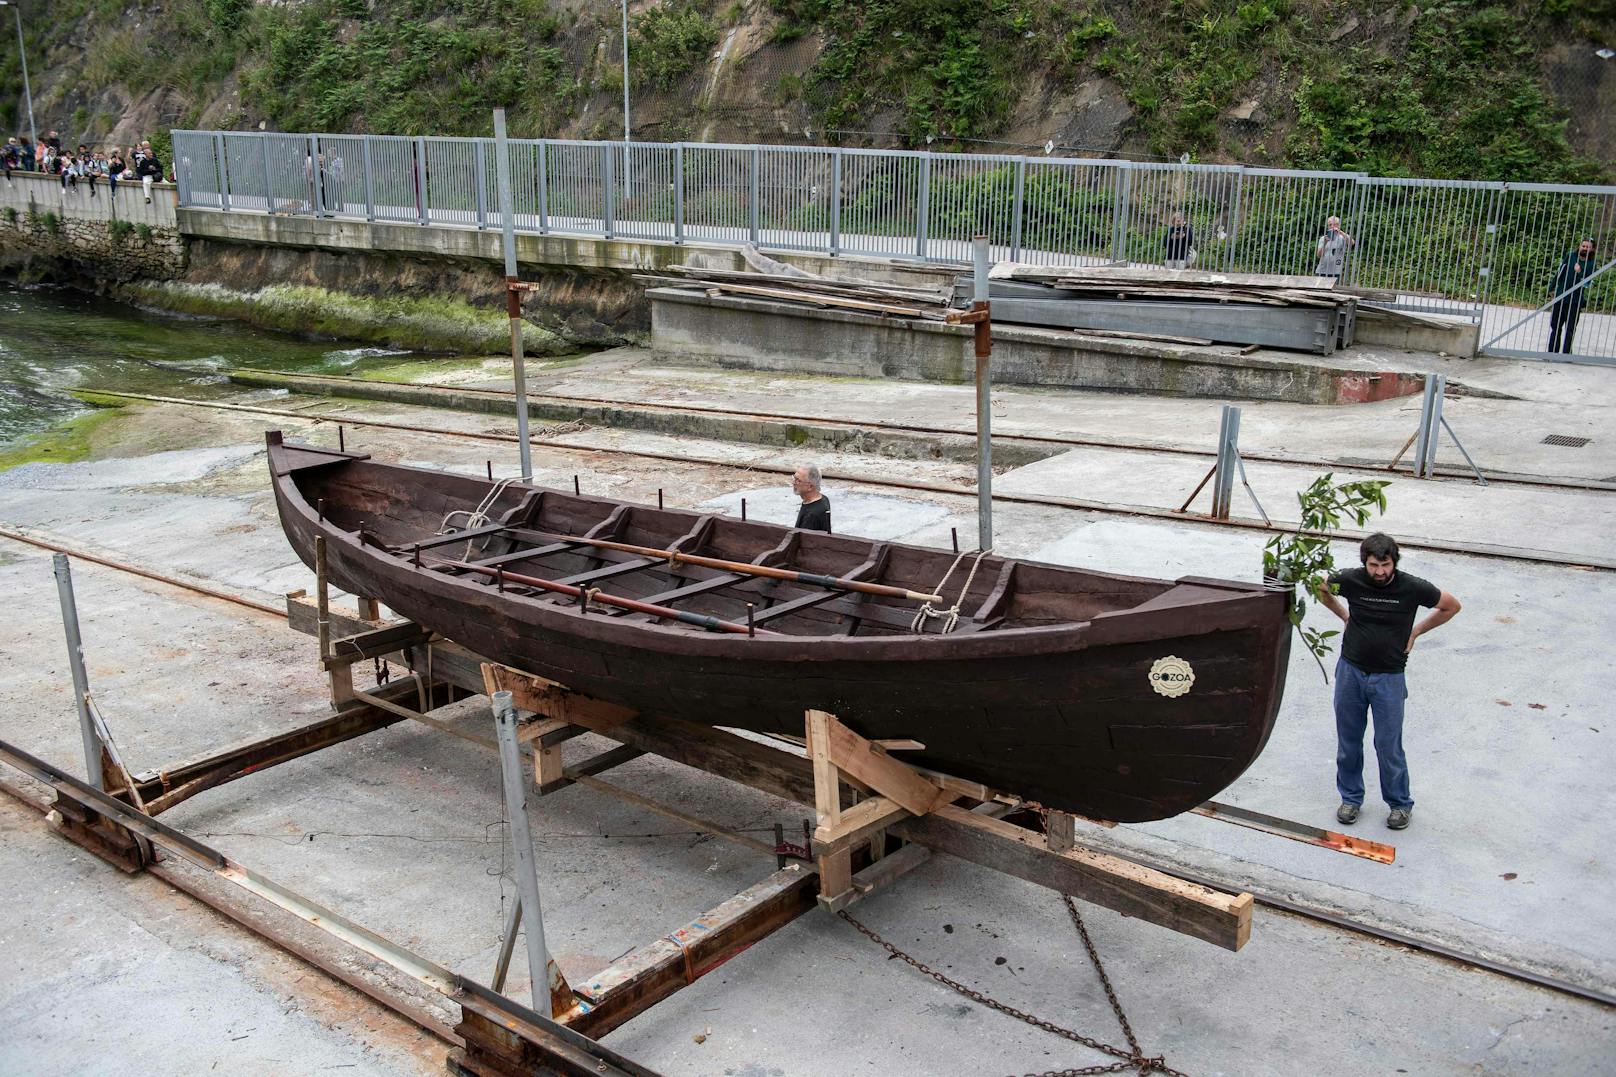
[1314,533,1461,831]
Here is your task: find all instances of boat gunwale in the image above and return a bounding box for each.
[269,433,1286,663]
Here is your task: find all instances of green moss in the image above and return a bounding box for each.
[118,282,566,356]
[0,402,126,472]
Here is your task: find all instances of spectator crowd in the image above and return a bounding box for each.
[2,129,169,202]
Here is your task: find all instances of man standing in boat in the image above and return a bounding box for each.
[1314,533,1460,831]
[792,464,832,532]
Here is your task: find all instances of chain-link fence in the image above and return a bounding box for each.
[172,129,1616,364]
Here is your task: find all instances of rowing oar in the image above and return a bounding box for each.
[497,529,947,604]
[425,557,773,635]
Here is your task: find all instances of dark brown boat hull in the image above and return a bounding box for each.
[268,434,1291,821]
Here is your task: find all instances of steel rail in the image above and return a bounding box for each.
[0,740,658,1077]
[1,757,1608,1016]
[228,367,1616,496]
[78,388,1616,572]
[0,525,285,617]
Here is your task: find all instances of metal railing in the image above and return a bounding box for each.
[171,129,1616,364]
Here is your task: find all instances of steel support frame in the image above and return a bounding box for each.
[1211,405,1241,520]
[0,736,657,1077]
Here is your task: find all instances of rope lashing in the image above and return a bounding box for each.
[438,475,523,561]
[910,547,993,635]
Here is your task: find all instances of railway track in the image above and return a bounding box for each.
[0,532,1606,1008]
[230,366,1616,496]
[74,387,1616,572]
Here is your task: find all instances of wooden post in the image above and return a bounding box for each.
[1046,811,1076,854]
[806,710,853,904]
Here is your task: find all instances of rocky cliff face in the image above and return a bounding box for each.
[4,2,1610,183]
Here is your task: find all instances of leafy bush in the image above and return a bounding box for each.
[630,5,719,90]
[1264,474,1390,679]
[135,223,155,242]
[107,218,134,243]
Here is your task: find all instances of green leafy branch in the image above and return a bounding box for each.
[1262,473,1390,680]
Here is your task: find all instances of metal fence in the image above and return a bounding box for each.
[171,129,1616,365]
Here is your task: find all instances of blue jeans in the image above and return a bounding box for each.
[1334,658,1413,811]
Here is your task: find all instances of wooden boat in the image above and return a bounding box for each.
[267,431,1291,822]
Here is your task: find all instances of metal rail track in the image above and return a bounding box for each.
[0,531,1607,1009]
[75,388,1616,571]
[1,760,1607,1012]
[231,367,1616,495]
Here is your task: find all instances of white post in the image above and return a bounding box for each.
[493,108,532,480]
[491,690,559,1012]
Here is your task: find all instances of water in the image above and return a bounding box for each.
[0,282,422,447]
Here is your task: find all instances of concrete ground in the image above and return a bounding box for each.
[2,352,1613,1075]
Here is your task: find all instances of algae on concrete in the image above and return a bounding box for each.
[118,281,568,357]
[0,401,126,471]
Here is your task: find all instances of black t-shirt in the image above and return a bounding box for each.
[794,496,831,533]
[1328,567,1441,674]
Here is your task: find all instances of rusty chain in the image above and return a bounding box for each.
[837,895,1187,1077]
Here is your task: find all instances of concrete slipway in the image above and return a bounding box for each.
[1,348,1613,1076]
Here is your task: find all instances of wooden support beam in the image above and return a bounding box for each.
[813,710,950,818]
[897,805,1253,951]
[1046,811,1076,854]
[570,863,818,1038]
[483,662,637,735]
[322,621,436,668]
[813,794,908,858]
[284,596,1255,950]
[806,710,853,903]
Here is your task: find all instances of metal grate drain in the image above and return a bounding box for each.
[1541,434,1592,448]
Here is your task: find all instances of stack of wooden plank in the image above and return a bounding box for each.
[955,265,1368,355]
[639,264,955,320]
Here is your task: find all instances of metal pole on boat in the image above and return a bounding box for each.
[491,689,559,1013]
[972,235,994,551]
[52,554,104,790]
[493,108,533,480]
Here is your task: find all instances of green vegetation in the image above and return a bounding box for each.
[0,0,1607,186]
[630,4,720,89]
[2,207,16,225]
[120,281,566,355]
[0,400,125,472]
[107,219,134,243]
[134,223,154,242]
[764,0,1606,181]
[1263,474,1391,679]
[40,212,61,235]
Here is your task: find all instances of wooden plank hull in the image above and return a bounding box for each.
[267,433,1291,822]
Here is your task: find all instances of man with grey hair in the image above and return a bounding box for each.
[1314,216,1355,278]
[791,464,831,532]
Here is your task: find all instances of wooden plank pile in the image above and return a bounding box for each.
[639,264,955,320]
[959,264,1368,355]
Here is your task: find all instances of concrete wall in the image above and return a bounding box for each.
[175,206,954,288]
[649,287,1427,405]
[2,170,179,228]
[0,171,185,279]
